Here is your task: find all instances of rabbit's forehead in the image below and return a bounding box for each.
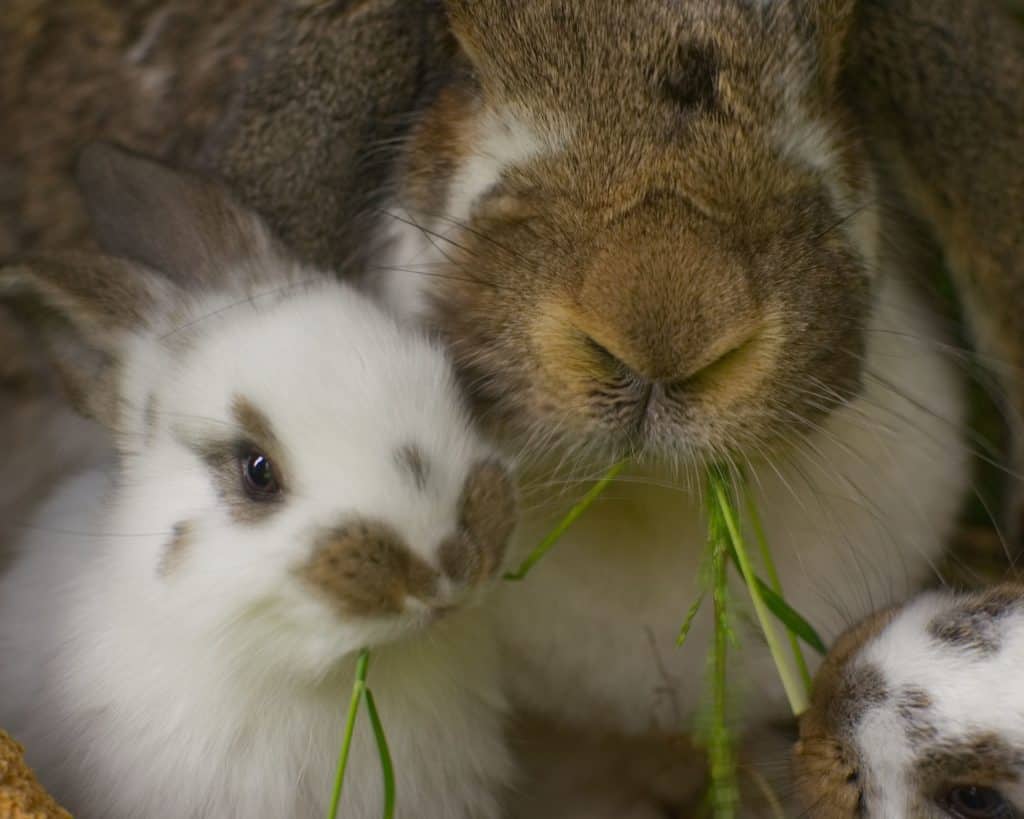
[160,288,484,510]
[851,590,1024,786]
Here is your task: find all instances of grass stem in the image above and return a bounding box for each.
[327,649,371,819]
[711,474,809,716]
[504,461,626,581]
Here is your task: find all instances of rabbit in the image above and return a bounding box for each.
[365,0,971,801]
[794,583,1024,818]
[0,143,518,819]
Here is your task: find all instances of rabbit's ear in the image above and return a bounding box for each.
[0,253,167,428]
[76,142,282,287]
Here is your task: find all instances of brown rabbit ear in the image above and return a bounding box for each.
[0,253,164,428]
[76,142,282,287]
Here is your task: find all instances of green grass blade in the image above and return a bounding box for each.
[504,461,626,581]
[676,589,707,647]
[707,491,738,819]
[710,473,810,716]
[363,688,396,819]
[327,649,371,819]
[755,581,826,656]
[743,490,815,686]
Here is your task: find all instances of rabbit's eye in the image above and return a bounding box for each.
[242,451,280,499]
[944,785,1016,819]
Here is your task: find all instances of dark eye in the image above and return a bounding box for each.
[945,786,1015,819]
[241,451,280,499]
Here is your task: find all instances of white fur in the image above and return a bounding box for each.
[379,109,551,320]
[0,277,513,818]
[855,591,1024,816]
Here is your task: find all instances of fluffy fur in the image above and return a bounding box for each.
[796,584,1024,818]
[0,145,514,819]
[375,0,968,799]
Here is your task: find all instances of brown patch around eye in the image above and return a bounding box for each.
[395,444,430,491]
[186,394,289,525]
[454,459,517,583]
[297,520,439,618]
[231,395,280,453]
[157,521,193,578]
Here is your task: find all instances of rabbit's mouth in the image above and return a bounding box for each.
[452,316,860,468]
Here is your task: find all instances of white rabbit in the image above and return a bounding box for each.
[0,144,517,819]
[796,583,1024,818]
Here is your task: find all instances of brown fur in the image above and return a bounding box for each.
[298,519,439,617]
[794,607,897,816]
[0,0,279,259]
[842,0,1024,540]
[399,1,873,461]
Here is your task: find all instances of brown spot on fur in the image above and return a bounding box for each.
[157,520,193,578]
[231,395,279,453]
[898,687,938,745]
[831,663,888,731]
[794,607,897,816]
[454,459,516,582]
[916,732,1024,788]
[928,585,1021,656]
[395,444,429,490]
[298,520,439,617]
[189,394,288,525]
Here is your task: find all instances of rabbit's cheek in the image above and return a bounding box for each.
[453,459,517,583]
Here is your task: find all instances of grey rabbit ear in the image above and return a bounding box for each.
[76,142,282,287]
[0,253,164,428]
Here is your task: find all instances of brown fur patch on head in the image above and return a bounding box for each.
[916,733,1024,791]
[794,607,898,816]
[928,584,1023,656]
[395,443,429,491]
[297,519,439,617]
[442,459,516,584]
[897,687,938,745]
[157,520,193,578]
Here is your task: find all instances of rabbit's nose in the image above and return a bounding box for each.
[439,460,518,586]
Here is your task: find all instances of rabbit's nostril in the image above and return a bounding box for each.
[670,326,762,389]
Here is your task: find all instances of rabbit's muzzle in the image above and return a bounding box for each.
[296,460,517,619]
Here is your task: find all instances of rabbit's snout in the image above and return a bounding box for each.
[297,460,517,620]
[529,218,784,441]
